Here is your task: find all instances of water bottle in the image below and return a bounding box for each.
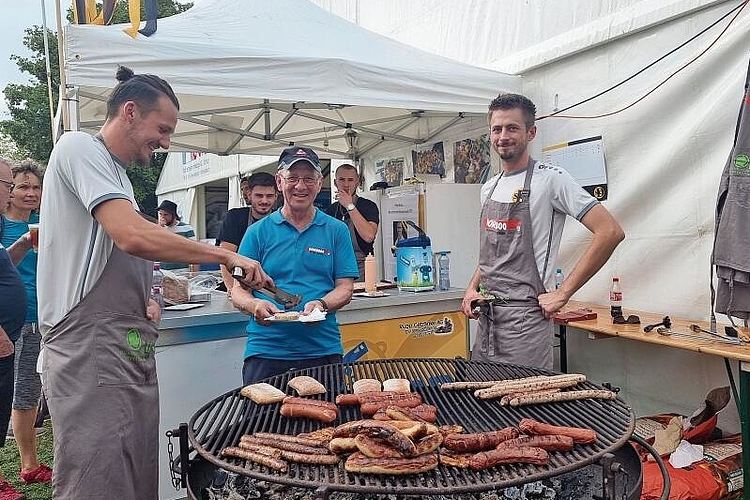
[437,251,451,291]
[151,262,165,310]
[555,268,564,290]
[609,276,622,317]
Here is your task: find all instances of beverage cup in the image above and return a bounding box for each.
[28,223,39,252]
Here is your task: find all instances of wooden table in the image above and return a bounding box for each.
[555,300,750,500]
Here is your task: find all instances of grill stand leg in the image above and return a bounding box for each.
[599,452,619,500]
[314,485,331,499]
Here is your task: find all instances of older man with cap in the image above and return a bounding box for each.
[232,146,358,384]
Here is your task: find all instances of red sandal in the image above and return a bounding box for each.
[19,463,52,484]
[0,480,25,500]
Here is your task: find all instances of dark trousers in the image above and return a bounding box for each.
[0,353,15,447]
[242,354,342,385]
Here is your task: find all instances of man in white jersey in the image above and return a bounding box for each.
[37,66,270,500]
[461,93,624,369]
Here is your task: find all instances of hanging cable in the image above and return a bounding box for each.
[538,0,749,120]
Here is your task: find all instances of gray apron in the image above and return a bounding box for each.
[42,245,158,500]
[471,159,553,369]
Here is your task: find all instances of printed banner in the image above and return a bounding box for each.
[453,135,491,184]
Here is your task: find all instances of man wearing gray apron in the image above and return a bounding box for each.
[463,93,624,370]
[37,67,269,500]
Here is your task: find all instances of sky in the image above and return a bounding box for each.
[0,0,211,119]
[0,0,58,118]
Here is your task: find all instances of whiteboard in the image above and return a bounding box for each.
[542,136,608,200]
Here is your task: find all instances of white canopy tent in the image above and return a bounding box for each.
[61,0,521,159]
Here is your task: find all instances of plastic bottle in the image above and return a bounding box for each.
[151,262,165,310]
[437,251,451,291]
[609,276,622,317]
[555,268,564,290]
[364,253,377,294]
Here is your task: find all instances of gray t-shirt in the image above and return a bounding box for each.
[38,132,138,335]
[481,161,598,289]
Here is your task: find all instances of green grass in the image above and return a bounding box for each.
[0,421,53,500]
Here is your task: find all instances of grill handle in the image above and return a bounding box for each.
[166,423,190,490]
[630,434,670,500]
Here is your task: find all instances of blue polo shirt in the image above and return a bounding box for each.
[238,209,358,360]
[1,213,39,323]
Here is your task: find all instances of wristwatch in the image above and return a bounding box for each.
[346,203,356,212]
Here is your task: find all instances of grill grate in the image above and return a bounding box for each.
[187,358,634,496]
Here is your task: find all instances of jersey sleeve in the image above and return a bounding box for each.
[358,198,380,223]
[54,133,131,214]
[548,165,599,221]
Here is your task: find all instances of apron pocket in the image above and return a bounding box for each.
[94,312,158,387]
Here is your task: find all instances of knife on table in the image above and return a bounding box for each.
[231,267,302,309]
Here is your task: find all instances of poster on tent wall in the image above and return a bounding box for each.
[453,135,491,184]
[412,143,446,177]
[375,157,405,187]
[542,136,608,200]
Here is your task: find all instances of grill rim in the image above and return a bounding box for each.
[186,358,635,495]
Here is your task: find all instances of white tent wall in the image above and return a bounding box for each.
[314,0,750,432]
[156,152,276,237]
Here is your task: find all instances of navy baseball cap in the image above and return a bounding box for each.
[277,146,322,173]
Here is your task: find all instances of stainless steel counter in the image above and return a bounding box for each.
[157,288,465,346]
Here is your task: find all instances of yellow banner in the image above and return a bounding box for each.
[341,311,468,362]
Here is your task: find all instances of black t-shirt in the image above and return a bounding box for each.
[216,207,259,247]
[325,197,380,255]
[0,248,26,342]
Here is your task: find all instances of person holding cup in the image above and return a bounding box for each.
[0,159,52,484]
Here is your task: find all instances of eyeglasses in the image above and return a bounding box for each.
[282,176,319,186]
[613,314,641,325]
[0,179,14,193]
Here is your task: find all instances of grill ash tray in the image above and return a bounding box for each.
[186,358,635,497]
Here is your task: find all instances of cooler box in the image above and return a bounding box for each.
[395,234,434,292]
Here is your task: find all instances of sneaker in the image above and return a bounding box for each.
[0,480,25,500]
[19,464,52,484]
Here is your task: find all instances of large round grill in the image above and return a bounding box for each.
[186,358,634,496]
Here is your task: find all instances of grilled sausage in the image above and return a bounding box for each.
[221,446,288,472]
[360,399,423,416]
[469,446,549,470]
[277,449,341,465]
[345,451,438,475]
[335,393,361,406]
[240,435,331,455]
[282,396,337,411]
[508,389,616,407]
[358,391,423,405]
[414,431,443,455]
[438,449,472,468]
[236,441,283,458]
[497,434,574,451]
[499,388,561,406]
[280,402,338,423]
[385,404,437,423]
[354,434,404,458]
[443,428,519,452]
[518,418,597,444]
[328,437,358,454]
[475,375,586,400]
[438,424,464,437]
[332,420,417,456]
[253,431,328,448]
[297,427,335,444]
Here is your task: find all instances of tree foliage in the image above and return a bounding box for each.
[1,0,192,214]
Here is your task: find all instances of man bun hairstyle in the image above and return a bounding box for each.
[106,65,180,119]
[487,93,536,129]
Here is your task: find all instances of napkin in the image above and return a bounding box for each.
[299,308,327,323]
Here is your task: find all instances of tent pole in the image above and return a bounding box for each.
[40,0,56,142]
[54,0,70,135]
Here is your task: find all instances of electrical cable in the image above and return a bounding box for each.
[538,0,749,121]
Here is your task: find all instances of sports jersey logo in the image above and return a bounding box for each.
[484,217,521,233]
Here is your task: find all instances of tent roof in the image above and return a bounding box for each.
[63,0,521,157]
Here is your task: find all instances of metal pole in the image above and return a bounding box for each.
[53,0,69,136]
[40,0,56,141]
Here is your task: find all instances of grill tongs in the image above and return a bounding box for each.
[231,267,302,309]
